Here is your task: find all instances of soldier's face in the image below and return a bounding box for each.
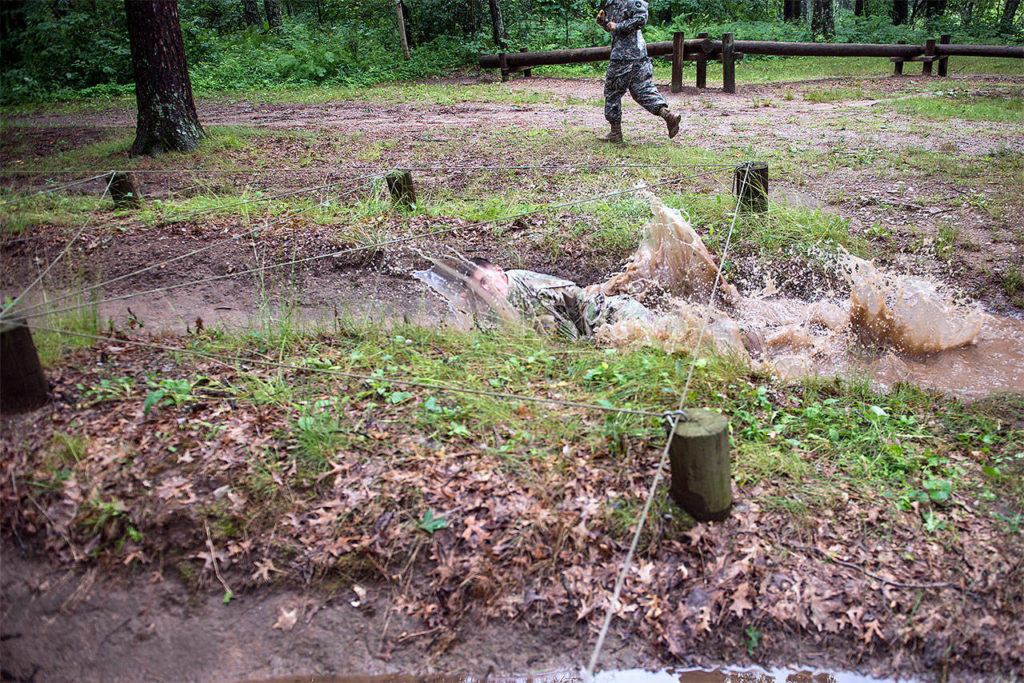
[472,265,509,299]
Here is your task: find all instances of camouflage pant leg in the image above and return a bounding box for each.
[581,292,653,332]
[604,58,666,123]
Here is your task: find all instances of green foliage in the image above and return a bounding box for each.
[417,509,448,534]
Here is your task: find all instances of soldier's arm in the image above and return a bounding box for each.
[611,2,648,33]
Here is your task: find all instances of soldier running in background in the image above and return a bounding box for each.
[597,0,681,143]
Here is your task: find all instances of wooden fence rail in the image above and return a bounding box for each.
[479,36,1023,93]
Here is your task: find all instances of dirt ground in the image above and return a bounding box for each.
[3,70,1024,682]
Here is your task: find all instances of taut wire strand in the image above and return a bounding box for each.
[584,165,751,680]
[1,172,116,320]
[13,321,667,420]
[21,168,728,322]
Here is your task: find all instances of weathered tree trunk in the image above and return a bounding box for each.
[469,0,478,37]
[924,0,947,16]
[893,0,909,24]
[241,0,261,27]
[488,0,506,49]
[395,0,410,60]
[812,0,834,38]
[1002,0,1022,28]
[263,0,282,31]
[0,319,49,415]
[784,0,801,21]
[855,0,865,16]
[124,0,204,156]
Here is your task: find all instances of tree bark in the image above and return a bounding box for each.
[395,0,410,60]
[893,0,909,24]
[241,0,260,28]
[784,0,801,21]
[812,0,834,38]
[124,0,204,156]
[263,0,282,31]
[855,0,865,15]
[924,0,946,16]
[487,0,506,49]
[1002,0,1022,28]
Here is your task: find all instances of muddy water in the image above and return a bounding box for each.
[595,195,1024,401]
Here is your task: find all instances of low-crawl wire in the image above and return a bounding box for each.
[22,168,729,322]
[584,165,751,680]
[1,162,739,175]
[15,176,379,319]
[16,321,667,420]
[0,172,115,207]
[2,172,116,320]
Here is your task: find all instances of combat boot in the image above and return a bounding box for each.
[659,106,681,139]
[598,122,623,143]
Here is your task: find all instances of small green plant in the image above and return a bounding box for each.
[143,378,197,415]
[1002,267,1024,297]
[78,376,134,404]
[417,509,448,534]
[743,626,762,656]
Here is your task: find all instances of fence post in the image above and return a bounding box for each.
[735,162,769,213]
[385,169,416,208]
[722,33,736,94]
[669,409,732,522]
[110,171,143,208]
[894,40,907,75]
[0,318,49,415]
[938,34,950,77]
[696,32,709,89]
[671,32,685,93]
[499,52,509,82]
[521,48,531,78]
[923,38,936,76]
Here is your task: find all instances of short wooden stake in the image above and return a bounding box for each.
[938,34,950,77]
[671,31,685,93]
[722,32,736,94]
[669,409,732,522]
[385,169,416,208]
[696,32,709,89]
[110,171,143,208]
[735,161,769,212]
[0,318,49,415]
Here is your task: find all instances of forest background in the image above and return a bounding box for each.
[1,0,1022,105]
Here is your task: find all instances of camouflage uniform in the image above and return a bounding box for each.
[601,0,666,124]
[504,269,652,339]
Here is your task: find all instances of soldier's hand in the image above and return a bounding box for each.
[596,10,607,26]
[606,21,617,30]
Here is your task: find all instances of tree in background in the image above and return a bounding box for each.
[1003,0,1022,28]
[892,0,909,24]
[812,0,835,36]
[124,0,204,155]
[241,0,261,28]
[488,0,506,49]
[784,0,803,21]
[855,0,865,15]
[264,0,283,30]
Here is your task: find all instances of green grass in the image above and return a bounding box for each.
[887,94,1024,122]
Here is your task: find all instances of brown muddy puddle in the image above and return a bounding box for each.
[247,667,889,683]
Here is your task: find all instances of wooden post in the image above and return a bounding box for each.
[671,31,685,93]
[499,51,509,82]
[722,32,736,94]
[385,169,416,208]
[696,32,709,89]
[894,39,906,75]
[938,34,950,77]
[0,318,49,415]
[394,0,410,61]
[521,48,531,78]
[669,409,732,522]
[110,171,142,208]
[923,38,936,76]
[735,162,769,213]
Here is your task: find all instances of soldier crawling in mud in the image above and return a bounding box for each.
[458,257,652,339]
[597,0,681,143]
